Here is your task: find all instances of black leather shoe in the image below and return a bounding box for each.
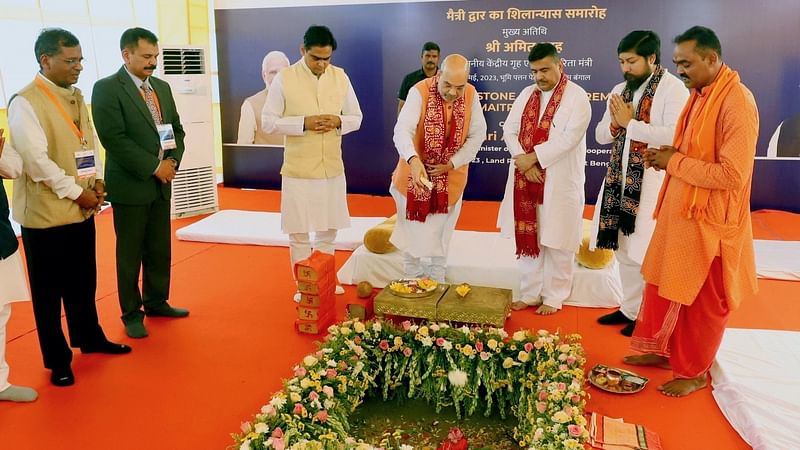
[597,310,634,325]
[80,341,132,355]
[51,367,75,387]
[145,305,190,318]
[620,321,636,337]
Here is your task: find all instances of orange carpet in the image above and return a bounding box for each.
[1,186,797,450]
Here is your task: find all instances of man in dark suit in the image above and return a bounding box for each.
[92,27,189,339]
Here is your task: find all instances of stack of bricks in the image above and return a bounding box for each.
[294,251,336,334]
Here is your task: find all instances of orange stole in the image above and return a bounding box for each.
[391,78,476,206]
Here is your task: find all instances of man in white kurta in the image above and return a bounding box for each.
[237,51,289,145]
[589,31,689,336]
[0,137,37,402]
[498,43,591,315]
[390,54,486,282]
[261,25,362,300]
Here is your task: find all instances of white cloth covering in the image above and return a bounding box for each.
[753,239,800,281]
[711,328,800,450]
[338,231,623,308]
[175,209,384,250]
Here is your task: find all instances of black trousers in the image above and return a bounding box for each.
[112,197,172,325]
[21,217,106,370]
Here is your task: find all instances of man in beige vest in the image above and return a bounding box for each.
[390,54,486,282]
[8,28,131,388]
[237,51,289,145]
[262,25,362,301]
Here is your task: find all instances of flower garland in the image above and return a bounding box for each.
[234,318,589,450]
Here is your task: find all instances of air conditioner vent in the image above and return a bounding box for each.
[162,48,205,75]
[171,165,218,218]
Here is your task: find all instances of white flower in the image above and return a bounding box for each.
[327,359,337,367]
[400,445,414,450]
[447,369,468,387]
[340,327,352,335]
[321,348,333,354]
[303,355,318,367]
[372,321,382,332]
[498,329,509,339]
[440,323,450,329]
[430,323,440,332]
[420,336,433,347]
[353,361,365,377]
[270,395,286,409]
[409,325,419,332]
[460,326,470,335]
[353,321,366,333]
[254,422,269,434]
[323,399,336,409]
[300,378,312,389]
[239,440,251,450]
[512,330,527,341]
[442,340,453,350]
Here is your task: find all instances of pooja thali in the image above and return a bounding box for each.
[588,364,648,394]
[388,278,440,298]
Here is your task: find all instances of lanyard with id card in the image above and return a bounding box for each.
[35,77,96,178]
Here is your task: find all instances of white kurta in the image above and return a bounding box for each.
[390,86,487,257]
[497,80,591,253]
[589,69,689,264]
[0,144,29,307]
[261,60,363,234]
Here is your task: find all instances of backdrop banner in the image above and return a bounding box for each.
[216,0,800,212]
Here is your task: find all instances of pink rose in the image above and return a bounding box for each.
[308,391,319,401]
[354,336,362,344]
[272,427,284,438]
[316,410,329,423]
[558,382,567,391]
[323,386,335,398]
[571,394,581,404]
[538,391,548,401]
[524,342,533,353]
[480,351,490,361]
[436,337,446,347]
[536,401,547,413]
[379,340,389,350]
[326,368,338,378]
[240,421,252,433]
[475,341,484,352]
[534,340,544,349]
[568,424,582,437]
[263,404,276,416]
[402,320,412,330]
[566,355,577,365]
[403,347,413,357]
[293,403,305,415]
[559,364,568,371]
[564,405,573,416]
[294,366,307,377]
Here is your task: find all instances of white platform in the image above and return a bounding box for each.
[754,239,800,281]
[337,230,624,308]
[175,210,385,250]
[711,328,800,450]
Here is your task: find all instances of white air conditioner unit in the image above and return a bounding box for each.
[157,45,219,218]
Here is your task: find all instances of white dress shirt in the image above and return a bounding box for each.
[7,73,103,202]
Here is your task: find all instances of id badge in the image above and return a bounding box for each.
[157,124,177,151]
[74,149,96,178]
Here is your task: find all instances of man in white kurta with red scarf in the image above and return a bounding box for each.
[390,54,486,282]
[498,43,591,315]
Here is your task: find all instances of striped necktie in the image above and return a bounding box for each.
[141,83,162,125]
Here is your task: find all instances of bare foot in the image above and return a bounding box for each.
[623,353,671,370]
[657,373,708,397]
[511,301,531,311]
[535,305,558,315]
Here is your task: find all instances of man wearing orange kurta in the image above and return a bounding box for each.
[624,26,759,397]
[390,54,486,282]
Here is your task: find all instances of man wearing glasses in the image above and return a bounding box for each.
[8,28,131,388]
